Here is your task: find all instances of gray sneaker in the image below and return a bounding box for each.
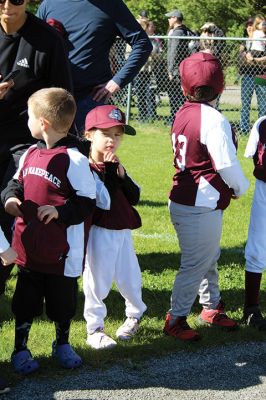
[116,317,139,340]
[86,328,117,350]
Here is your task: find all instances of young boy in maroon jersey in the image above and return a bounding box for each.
[1,88,96,374]
[82,105,146,349]
[164,52,249,341]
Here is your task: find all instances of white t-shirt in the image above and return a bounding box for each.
[251,30,266,52]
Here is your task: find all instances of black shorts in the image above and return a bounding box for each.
[12,267,78,322]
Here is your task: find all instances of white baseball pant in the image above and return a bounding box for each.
[245,179,266,273]
[83,225,147,334]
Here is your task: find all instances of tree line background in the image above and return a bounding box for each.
[28,0,266,36]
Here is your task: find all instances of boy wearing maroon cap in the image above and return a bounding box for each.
[83,105,146,349]
[1,88,96,373]
[164,52,249,341]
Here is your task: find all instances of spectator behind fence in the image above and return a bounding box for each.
[200,22,226,62]
[165,9,195,124]
[131,18,157,122]
[199,22,226,110]
[250,14,266,53]
[239,15,266,134]
[0,0,72,299]
[147,20,164,109]
[37,0,152,133]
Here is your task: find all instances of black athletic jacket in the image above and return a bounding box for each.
[0,12,72,143]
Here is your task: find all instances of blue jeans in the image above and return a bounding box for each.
[240,75,266,133]
[135,71,157,121]
[75,94,105,134]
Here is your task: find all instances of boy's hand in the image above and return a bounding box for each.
[37,205,59,224]
[4,197,23,217]
[104,152,125,178]
[0,80,14,100]
[231,194,239,200]
[0,247,17,266]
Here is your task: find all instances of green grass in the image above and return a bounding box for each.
[0,122,265,382]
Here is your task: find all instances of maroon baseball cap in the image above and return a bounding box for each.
[179,52,224,96]
[85,105,136,136]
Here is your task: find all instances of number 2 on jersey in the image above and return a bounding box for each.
[172,133,187,171]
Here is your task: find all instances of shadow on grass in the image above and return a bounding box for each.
[138,200,168,207]
[1,324,266,396]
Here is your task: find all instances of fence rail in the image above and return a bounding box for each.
[111,36,266,134]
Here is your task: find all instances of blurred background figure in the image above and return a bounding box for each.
[147,20,163,112]
[239,15,266,134]
[132,17,157,122]
[165,9,195,125]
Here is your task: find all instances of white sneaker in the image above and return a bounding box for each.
[86,328,117,350]
[116,317,139,340]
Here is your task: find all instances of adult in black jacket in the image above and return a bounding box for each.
[0,0,72,296]
[165,9,194,124]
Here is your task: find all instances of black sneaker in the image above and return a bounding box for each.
[0,376,10,395]
[243,306,266,331]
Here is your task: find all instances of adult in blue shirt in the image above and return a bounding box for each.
[37,0,152,132]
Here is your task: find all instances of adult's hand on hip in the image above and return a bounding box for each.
[92,80,120,102]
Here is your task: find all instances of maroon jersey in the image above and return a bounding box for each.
[6,143,96,276]
[244,117,266,182]
[169,101,238,210]
[90,162,141,230]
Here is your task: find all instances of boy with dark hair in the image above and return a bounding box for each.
[1,87,96,374]
[164,52,249,341]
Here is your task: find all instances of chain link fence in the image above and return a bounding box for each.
[111,36,266,135]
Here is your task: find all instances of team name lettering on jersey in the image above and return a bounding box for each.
[23,167,61,188]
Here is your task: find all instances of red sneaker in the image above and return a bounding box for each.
[163,313,200,341]
[199,302,238,330]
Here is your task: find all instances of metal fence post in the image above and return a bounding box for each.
[126,81,132,124]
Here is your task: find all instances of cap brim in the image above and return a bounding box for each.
[124,125,136,136]
[86,121,136,136]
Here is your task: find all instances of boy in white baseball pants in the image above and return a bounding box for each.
[83,105,146,349]
[244,114,266,330]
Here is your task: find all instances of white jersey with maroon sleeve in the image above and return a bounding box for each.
[12,145,96,277]
[245,116,266,182]
[169,101,249,210]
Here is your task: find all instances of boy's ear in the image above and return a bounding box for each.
[39,117,50,131]
[84,131,94,141]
